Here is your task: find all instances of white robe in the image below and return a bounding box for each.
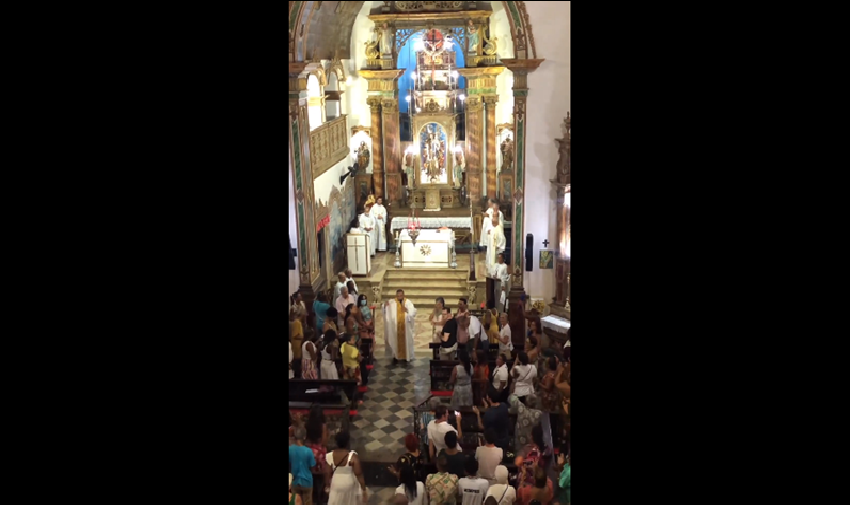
[490,262,510,310]
[372,203,387,251]
[485,224,506,273]
[382,298,417,361]
[359,213,377,256]
[479,208,505,246]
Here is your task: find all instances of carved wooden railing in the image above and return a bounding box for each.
[309,114,349,179]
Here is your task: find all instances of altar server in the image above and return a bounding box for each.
[359,204,377,257]
[491,253,510,311]
[485,214,506,275]
[383,289,417,364]
[372,196,388,252]
[334,272,348,300]
[479,199,504,250]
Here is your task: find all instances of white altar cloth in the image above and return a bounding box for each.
[398,229,454,269]
[541,315,571,334]
[391,217,472,232]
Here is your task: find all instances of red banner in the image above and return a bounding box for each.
[316,215,330,231]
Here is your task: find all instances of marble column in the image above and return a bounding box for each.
[466,97,484,204]
[289,62,322,331]
[367,97,384,199]
[501,58,544,343]
[484,95,498,200]
[381,98,402,203]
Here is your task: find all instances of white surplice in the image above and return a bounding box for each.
[372,203,387,251]
[485,224,506,273]
[359,212,377,256]
[490,262,510,311]
[382,297,417,361]
[479,208,504,246]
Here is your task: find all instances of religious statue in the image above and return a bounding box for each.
[453,149,465,188]
[467,20,479,55]
[515,27,527,59]
[356,141,370,171]
[380,22,393,56]
[500,136,514,173]
[403,149,415,186]
[556,115,570,182]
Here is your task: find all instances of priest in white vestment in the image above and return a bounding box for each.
[372,196,388,252]
[490,253,510,311]
[479,200,505,249]
[359,204,377,256]
[485,214,506,273]
[383,289,417,364]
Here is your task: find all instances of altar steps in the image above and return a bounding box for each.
[381,268,471,309]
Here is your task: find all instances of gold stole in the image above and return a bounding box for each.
[396,299,407,358]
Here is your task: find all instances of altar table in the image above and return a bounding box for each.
[398,229,454,269]
[391,217,471,232]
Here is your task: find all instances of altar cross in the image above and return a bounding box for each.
[543,239,550,248]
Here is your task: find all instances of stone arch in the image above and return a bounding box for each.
[326,59,346,86]
[287,1,537,61]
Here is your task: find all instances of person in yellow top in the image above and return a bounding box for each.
[341,332,362,385]
[485,307,500,345]
[290,306,304,377]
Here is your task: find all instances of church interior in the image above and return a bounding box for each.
[289,2,570,503]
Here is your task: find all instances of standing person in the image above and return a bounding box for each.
[301,332,318,379]
[289,337,295,379]
[325,430,368,505]
[289,427,317,505]
[427,404,462,459]
[359,204,377,257]
[450,350,474,408]
[319,330,339,380]
[334,273,348,300]
[457,458,489,505]
[437,431,466,478]
[439,308,458,360]
[292,291,307,323]
[510,352,537,403]
[484,465,516,504]
[465,311,484,354]
[346,280,358,296]
[429,297,446,342]
[323,307,339,335]
[485,309,500,350]
[394,462,426,505]
[314,293,331,335]
[383,289,417,365]
[524,336,540,367]
[353,294,374,340]
[485,216,506,285]
[455,298,471,349]
[289,474,303,505]
[290,306,304,378]
[478,387,510,450]
[515,425,546,487]
[539,356,560,412]
[335,287,356,329]
[497,314,512,355]
[491,354,509,394]
[425,455,460,505]
[554,452,571,505]
[344,269,359,294]
[372,196,388,252]
[489,254,509,311]
[305,404,329,476]
[341,331,362,385]
[479,199,497,251]
[472,352,490,407]
[474,428,504,485]
[517,466,553,505]
[391,434,423,483]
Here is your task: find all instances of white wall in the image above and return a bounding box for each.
[522,0,570,301]
[289,156,301,295]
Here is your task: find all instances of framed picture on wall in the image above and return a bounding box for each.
[539,250,554,269]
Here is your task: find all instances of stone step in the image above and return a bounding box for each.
[382,278,467,289]
[384,296,467,309]
[382,287,468,298]
[383,270,469,280]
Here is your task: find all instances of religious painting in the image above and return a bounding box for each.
[539,250,554,270]
[419,122,448,185]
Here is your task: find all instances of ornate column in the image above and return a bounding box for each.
[366,97,384,199]
[381,97,402,203]
[551,114,571,319]
[466,96,484,203]
[289,61,323,330]
[457,67,504,207]
[484,95,499,199]
[361,69,406,203]
[501,58,544,342]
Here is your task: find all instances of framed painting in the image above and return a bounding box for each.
[539,250,554,269]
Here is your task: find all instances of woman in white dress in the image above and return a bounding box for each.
[319,330,339,380]
[324,430,368,505]
[511,351,538,404]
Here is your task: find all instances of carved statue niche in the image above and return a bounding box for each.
[356,141,371,171]
[555,113,571,184]
[467,19,479,55]
[500,136,514,173]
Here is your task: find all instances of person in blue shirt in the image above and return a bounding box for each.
[478,387,511,450]
[289,427,317,505]
[313,293,331,335]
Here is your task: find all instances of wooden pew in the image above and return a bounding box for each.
[429,341,525,361]
[288,379,359,414]
[429,359,514,399]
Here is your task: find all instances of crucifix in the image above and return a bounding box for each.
[542,239,550,248]
[424,28,442,88]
